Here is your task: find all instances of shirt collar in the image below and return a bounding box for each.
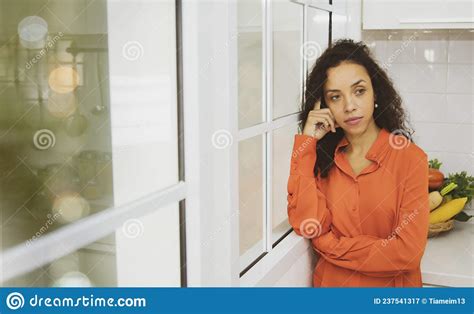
[335,128,391,163]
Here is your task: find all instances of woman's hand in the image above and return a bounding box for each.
[302,99,340,140]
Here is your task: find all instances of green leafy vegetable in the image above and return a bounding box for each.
[454,211,473,222]
[440,171,474,204]
[428,158,442,169]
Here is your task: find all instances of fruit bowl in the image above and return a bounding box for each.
[428,219,454,238]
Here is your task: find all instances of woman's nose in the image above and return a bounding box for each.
[344,97,358,113]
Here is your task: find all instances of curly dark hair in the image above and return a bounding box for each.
[299,38,414,179]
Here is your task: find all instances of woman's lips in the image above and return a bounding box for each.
[344,117,363,126]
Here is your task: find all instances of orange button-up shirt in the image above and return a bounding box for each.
[287,128,430,287]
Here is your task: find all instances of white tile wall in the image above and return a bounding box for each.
[363,29,474,209]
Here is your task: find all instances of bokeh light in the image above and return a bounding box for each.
[18,16,48,49]
[48,66,80,94]
[52,192,90,223]
[52,271,93,287]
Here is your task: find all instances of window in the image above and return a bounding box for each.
[4,204,181,287]
[307,6,330,72]
[238,0,264,129]
[239,134,265,265]
[237,0,332,274]
[272,0,304,119]
[0,0,185,287]
[271,123,299,243]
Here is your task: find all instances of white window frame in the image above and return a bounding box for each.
[0,0,187,286]
[238,0,341,283]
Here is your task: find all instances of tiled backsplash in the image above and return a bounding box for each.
[363,30,473,209]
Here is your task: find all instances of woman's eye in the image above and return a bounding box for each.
[330,95,339,101]
[355,89,366,95]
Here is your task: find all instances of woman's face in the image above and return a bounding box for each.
[323,61,376,136]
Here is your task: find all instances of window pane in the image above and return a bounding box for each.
[306,7,330,73]
[331,13,348,42]
[239,135,264,259]
[272,123,298,243]
[107,0,179,201]
[238,0,263,129]
[272,0,303,119]
[0,0,179,250]
[2,202,181,287]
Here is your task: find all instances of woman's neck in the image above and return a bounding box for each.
[345,122,381,157]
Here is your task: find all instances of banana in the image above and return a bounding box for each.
[429,197,468,224]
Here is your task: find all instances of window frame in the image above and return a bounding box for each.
[237,0,338,281]
[0,0,187,286]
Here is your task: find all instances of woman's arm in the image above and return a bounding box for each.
[311,151,430,277]
[287,134,333,238]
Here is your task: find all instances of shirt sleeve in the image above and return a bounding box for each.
[287,134,333,238]
[311,151,430,277]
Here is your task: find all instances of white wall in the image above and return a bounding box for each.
[363,29,474,210]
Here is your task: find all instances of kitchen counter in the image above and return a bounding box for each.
[421,208,473,287]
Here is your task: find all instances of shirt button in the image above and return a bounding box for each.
[352,207,357,211]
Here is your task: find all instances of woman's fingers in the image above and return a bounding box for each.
[309,112,336,133]
[321,109,337,127]
[310,114,331,131]
[317,117,333,133]
[313,99,321,110]
[306,105,341,136]
[322,110,339,131]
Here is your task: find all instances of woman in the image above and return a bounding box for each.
[287,39,430,287]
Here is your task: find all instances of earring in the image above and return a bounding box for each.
[375,103,378,108]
